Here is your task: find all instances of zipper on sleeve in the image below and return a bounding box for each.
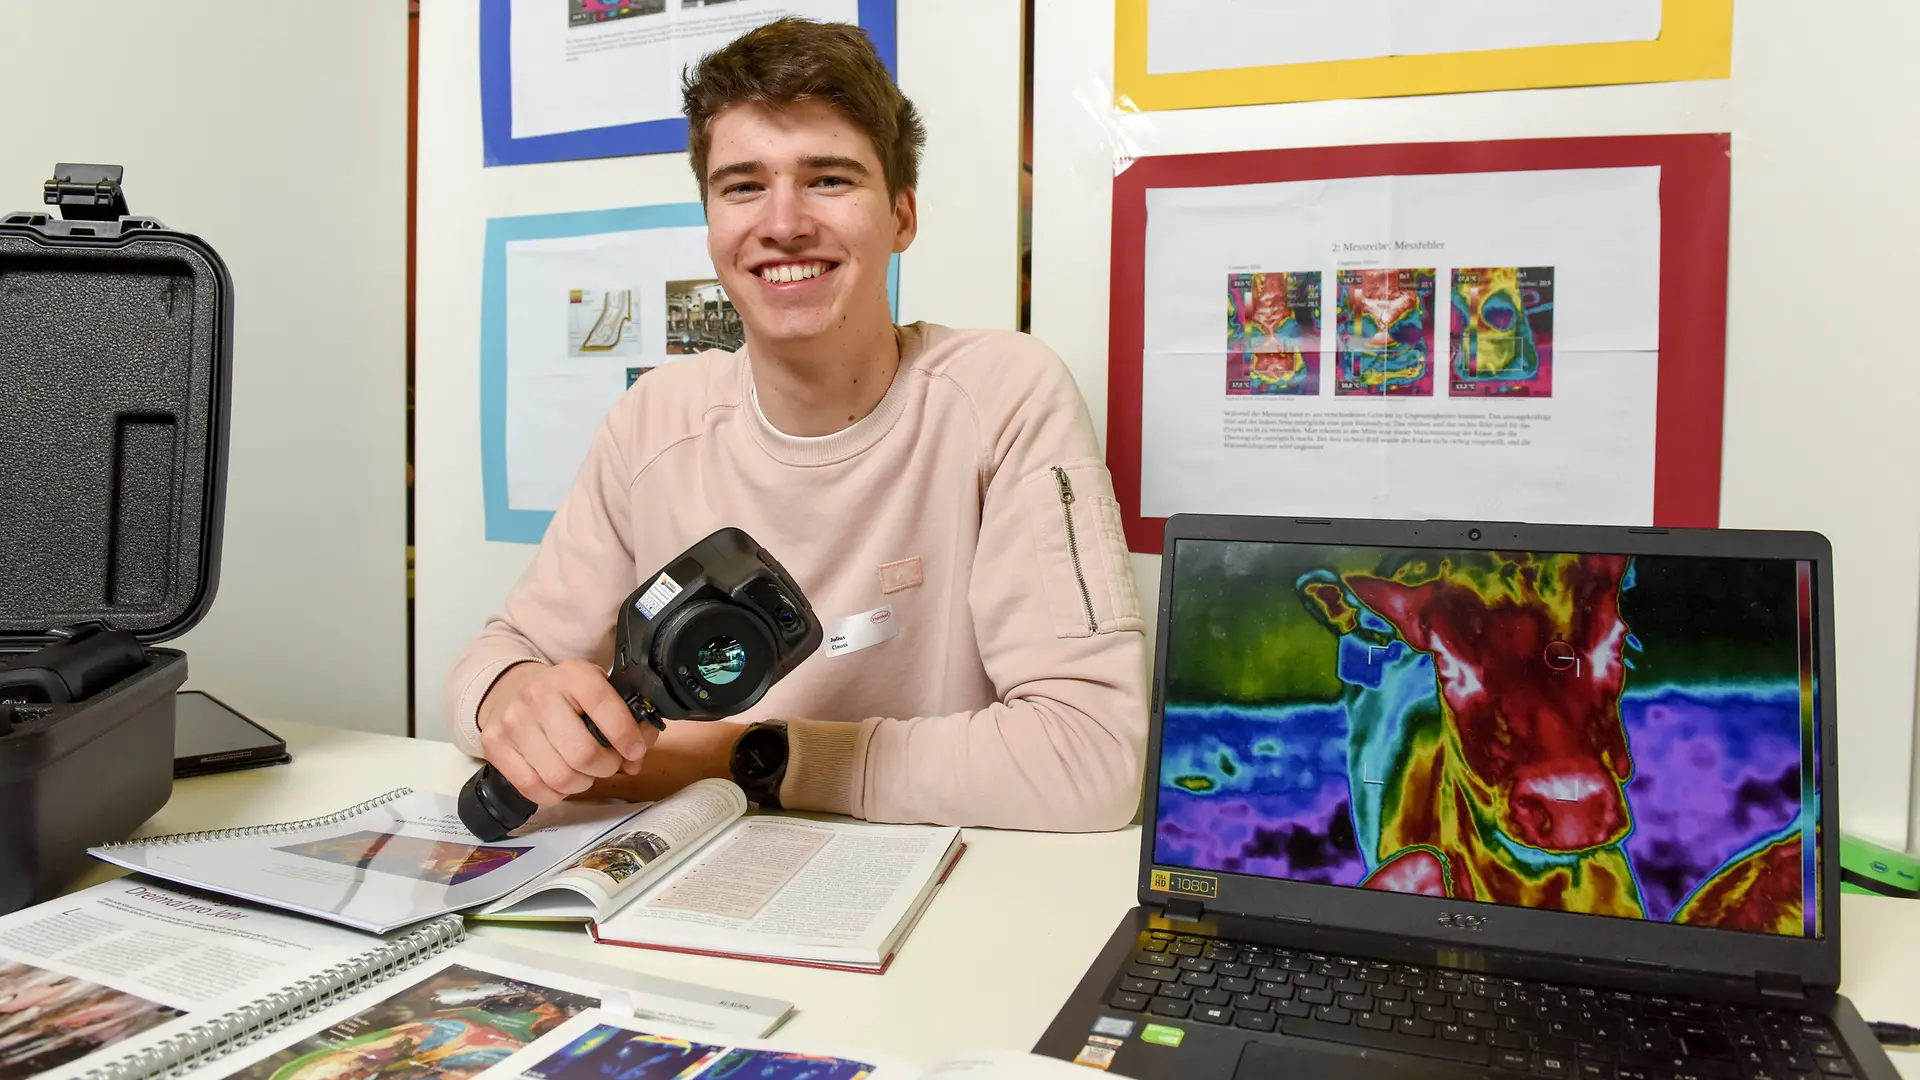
[1052,465,1100,633]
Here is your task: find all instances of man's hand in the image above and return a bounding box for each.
[476,660,659,806]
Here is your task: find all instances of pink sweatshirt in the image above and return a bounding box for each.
[444,323,1148,831]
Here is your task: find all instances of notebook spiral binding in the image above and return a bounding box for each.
[91,789,414,850]
[78,912,466,1080]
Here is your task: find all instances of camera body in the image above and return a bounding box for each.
[456,528,821,842]
[609,527,820,725]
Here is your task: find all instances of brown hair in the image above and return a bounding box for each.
[682,18,925,199]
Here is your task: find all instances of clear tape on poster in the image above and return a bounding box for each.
[1074,75,1160,177]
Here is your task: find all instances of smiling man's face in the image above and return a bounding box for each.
[702,98,915,350]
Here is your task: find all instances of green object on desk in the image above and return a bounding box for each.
[1840,834,1919,899]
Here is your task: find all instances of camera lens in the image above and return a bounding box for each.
[696,636,747,685]
[774,597,800,632]
[1469,528,1482,541]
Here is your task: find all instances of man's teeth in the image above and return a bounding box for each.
[760,261,828,283]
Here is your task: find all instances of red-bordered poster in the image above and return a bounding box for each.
[1107,135,1731,555]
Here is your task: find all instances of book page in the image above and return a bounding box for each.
[594,819,961,965]
[89,790,649,934]
[0,880,381,1080]
[468,1009,921,1080]
[481,780,747,921]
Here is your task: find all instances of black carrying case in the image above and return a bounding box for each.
[0,165,232,913]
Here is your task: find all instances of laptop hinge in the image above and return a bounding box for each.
[1756,971,1806,1001]
[1162,898,1204,923]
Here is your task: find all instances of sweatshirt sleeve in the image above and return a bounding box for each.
[778,342,1150,832]
[440,408,638,756]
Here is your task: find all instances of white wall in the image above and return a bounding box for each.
[0,1,410,735]
[1033,0,1920,850]
[413,1,1025,741]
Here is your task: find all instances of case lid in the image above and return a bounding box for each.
[0,165,233,647]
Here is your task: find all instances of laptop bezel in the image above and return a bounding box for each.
[1136,514,1842,990]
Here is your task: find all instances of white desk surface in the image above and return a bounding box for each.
[69,721,1920,1076]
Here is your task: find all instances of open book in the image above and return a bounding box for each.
[85,779,963,973]
[462,1007,1141,1080]
[0,880,791,1080]
[474,779,966,974]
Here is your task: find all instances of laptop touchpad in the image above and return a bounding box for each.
[1235,1040,1495,1080]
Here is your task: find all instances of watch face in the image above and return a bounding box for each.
[734,726,786,782]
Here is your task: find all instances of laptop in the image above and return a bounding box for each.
[1037,515,1900,1079]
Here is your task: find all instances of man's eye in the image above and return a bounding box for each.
[725,182,762,196]
[815,176,852,189]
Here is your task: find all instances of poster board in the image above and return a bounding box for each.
[1115,0,1732,112]
[1107,134,1731,555]
[481,0,899,166]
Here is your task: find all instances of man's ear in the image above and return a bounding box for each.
[892,187,918,254]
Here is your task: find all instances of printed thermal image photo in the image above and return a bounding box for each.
[0,962,183,1080]
[526,1025,877,1080]
[1227,272,1321,396]
[1155,542,1821,938]
[665,280,743,355]
[1450,267,1554,398]
[1335,269,1435,397]
[275,832,529,887]
[567,288,642,358]
[569,0,665,28]
[222,965,596,1080]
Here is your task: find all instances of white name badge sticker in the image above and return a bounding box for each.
[823,604,899,658]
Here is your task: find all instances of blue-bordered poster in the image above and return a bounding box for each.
[481,205,900,542]
[481,0,900,167]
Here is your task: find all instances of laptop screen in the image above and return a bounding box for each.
[1154,539,1823,939]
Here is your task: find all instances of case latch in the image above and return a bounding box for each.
[43,163,129,222]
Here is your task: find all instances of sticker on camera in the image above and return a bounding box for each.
[824,604,899,657]
[635,572,682,619]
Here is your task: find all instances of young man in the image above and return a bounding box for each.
[444,19,1146,831]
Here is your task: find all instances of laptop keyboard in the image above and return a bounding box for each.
[1107,932,1855,1079]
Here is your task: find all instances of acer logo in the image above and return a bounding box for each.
[1436,912,1488,931]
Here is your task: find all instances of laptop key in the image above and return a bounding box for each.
[1530,1054,1571,1078]
[1127,963,1176,982]
[1120,977,1157,995]
[1149,999,1191,1019]
[1488,1030,1529,1050]
[1575,1063,1608,1079]
[1107,991,1150,1012]
[1234,993,1270,1012]
[1299,988,1334,1006]
[1357,1011,1394,1032]
[1816,1062,1853,1077]
[1245,953,1275,969]
[1807,1042,1842,1059]
[1336,978,1370,995]
[1441,1024,1480,1044]
[1380,1000,1415,1019]
[1398,1018,1436,1038]
[1155,983,1192,1000]
[1235,1010,1277,1033]
[1195,1006,1234,1025]
[1195,989,1232,1007]
[1220,963,1252,979]
[1171,942,1203,957]
[1295,973,1331,990]
[1339,993,1371,1010]
[1180,971,1217,989]
[1258,981,1293,999]
[1316,1005,1353,1025]
[1178,956,1215,973]
[1280,1016,1491,1066]
[1221,977,1256,994]
[1273,999,1312,1019]
[1494,1050,1531,1071]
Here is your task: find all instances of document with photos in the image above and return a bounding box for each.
[86,788,658,934]
[468,1009,1128,1080]
[169,943,792,1080]
[0,879,405,1080]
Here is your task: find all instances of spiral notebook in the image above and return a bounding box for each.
[85,786,662,934]
[0,880,793,1080]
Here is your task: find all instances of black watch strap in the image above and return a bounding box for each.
[730,720,789,808]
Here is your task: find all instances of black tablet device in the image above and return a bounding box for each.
[173,690,290,778]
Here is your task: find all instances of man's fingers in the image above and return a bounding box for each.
[570,674,650,761]
[489,743,567,807]
[537,690,625,777]
[516,722,597,798]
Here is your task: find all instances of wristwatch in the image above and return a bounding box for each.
[729,720,789,808]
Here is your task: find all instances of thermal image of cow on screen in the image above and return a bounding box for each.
[1155,546,1819,938]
